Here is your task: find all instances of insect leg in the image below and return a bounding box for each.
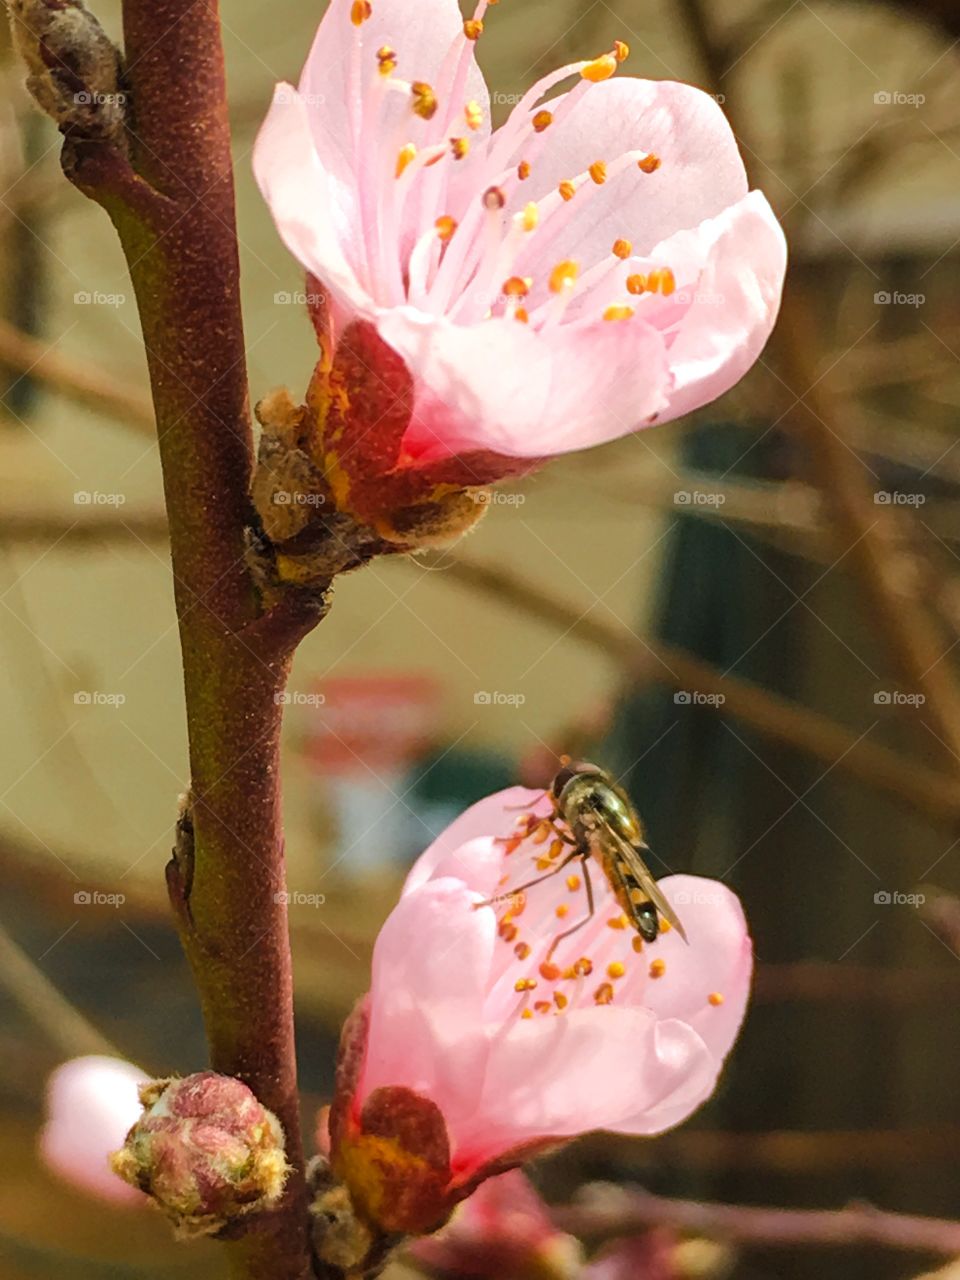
[473,849,582,908]
[545,857,596,962]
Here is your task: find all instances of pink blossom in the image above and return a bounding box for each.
[328,787,752,1231]
[254,0,785,466]
[39,1055,147,1205]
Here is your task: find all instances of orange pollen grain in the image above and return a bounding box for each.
[559,180,577,202]
[483,185,506,210]
[594,982,615,1005]
[522,202,539,231]
[626,274,646,295]
[607,961,626,979]
[536,856,554,871]
[582,54,618,82]
[503,276,530,298]
[532,822,551,845]
[608,914,628,930]
[518,160,531,180]
[549,838,565,859]
[502,835,522,854]
[614,39,630,62]
[515,307,529,323]
[589,160,607,185]
[612,238,632,259]
[411,82,437,120]
[549,260,579,293]
[463,17,483,39]
[566,874,581,892]
[539,962,562,981]
[350,0,372,25]
[554,991,568,1010]
[709,992,726,1007]
[521,1008,533,1019]
[499,921,518,943]
[395,144,417,178]
[533,110,553,132]
[465,100,483,130]
[660,917,673,932]
[555,903,569,919]
[574,957,593,976]
[515,978,537,992]
[434,215,457,242]
[510,892,527,916]
[534,1001,552,1014]
[376,46,396,75]
[604,305,634,322]
[649,958,666,979]
[514,941,531,960]
[638,153,661,173]
[632,936,644,953]
[450,137,470,160]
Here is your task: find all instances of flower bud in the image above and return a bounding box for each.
[109,1072,289,1239]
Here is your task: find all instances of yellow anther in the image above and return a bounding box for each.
[554,991,568,1010]
[450,136,470,159]
[660,917,673,932]
[465,99,483,130]
[376,45,396,75]
[463,17,483,39]
[646,266,676,295]
[574,956,593,976]
[555,903,569,919]
[515,977,537,992]
[638,153,661,173]
[631,935,644,953]
[522,202,539,231]
[558,180,576,202]
[395,143,417,178]
[626,273,646,295]
[709,992,725,1007]
[532,109,553,132]
[589,160,607,185]
[649,958,666,979]
[517,160,531,180]
[607,961,626,979]
[350,0,372,25]
[483,185,506,210]
[613,39,630,62]
[503,276,530,297]
[499,921,518,942]
[514,307,529,323]
[520,1007,533,1019]
[582,54,618,82]
[435,215,457,242]
[594,982,615,1005]
[534,1000,552,1014]
[604,305,634,322]
[539,961,561,981]
[566,874,581,891]
[549,260,578,293]
[607,913,628,929]
[514,941,531,960]
[612,238,632,259]
[411,82,438,120]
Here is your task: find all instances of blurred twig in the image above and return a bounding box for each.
[556,1184,960,1254]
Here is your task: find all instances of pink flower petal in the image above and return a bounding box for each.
[40,1055,147,1205]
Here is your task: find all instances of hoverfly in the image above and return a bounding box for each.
[496,760,688,960]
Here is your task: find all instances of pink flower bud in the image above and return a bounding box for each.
[110,1072,289,1238]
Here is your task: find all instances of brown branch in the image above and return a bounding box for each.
[0,316,154,433]
[441,556,960,828]
[555,1186,960,1255]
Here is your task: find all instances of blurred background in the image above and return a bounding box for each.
[2,0,960,1276]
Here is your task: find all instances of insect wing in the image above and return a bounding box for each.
[607,828,688,944]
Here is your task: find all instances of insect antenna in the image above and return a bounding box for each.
[545,858,596,963]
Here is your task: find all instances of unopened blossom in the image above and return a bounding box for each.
[40,1055,147,1205]
[324,787,752,1237]
[110,1072,289,1238]
[253,0,785,540]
